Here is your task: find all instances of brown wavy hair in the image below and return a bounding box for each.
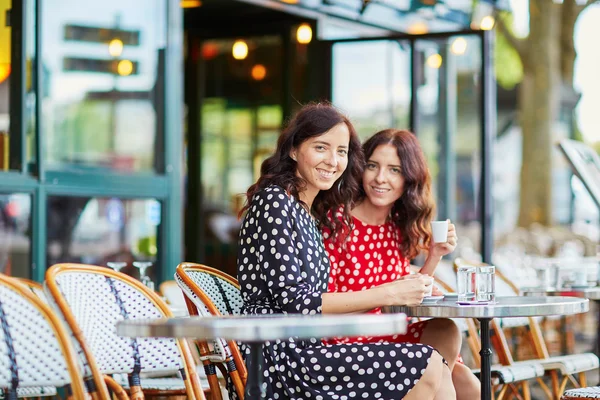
[242,102,364,239]
[359,129,435,259]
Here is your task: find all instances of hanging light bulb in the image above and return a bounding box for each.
[426,54,442,69]
[480,16,495,30]
[296,24,312,44]
[251,64,267,81]
[232,40,248,60]
[450,37,468,55]
[117,60,134,76]
[0,64,10,84]
[108,39,124,57]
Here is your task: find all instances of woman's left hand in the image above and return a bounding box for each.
[429,219,457,258]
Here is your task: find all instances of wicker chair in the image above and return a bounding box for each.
[562,386,600,399]
[45,263,206,400]
[454,258,599,399]
[0,273,86,399]
[175,262,246,400]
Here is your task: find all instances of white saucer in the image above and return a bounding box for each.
[456,300,495,305]
[443,293,459,300]
[421,296,444,305]
[569,284,594,289]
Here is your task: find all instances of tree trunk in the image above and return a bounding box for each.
[517,0,561,227]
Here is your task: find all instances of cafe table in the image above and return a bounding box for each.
[522,286,600,361]
[383,295,589,400]
[117,312,408,399]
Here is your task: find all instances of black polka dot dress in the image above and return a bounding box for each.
[237,185,437,399]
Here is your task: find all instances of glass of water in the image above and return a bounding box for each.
[457,265,476,302]
[133,261,154,291]
[476,265,496,302]
[106,262,127,273]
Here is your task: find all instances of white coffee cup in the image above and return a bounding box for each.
[423,276,434,297]
[431,220,449,243]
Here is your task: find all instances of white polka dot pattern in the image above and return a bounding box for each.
[0,284,77,388]
[52,272,184,375]
[0,386,57,397]
[236,185,437,399]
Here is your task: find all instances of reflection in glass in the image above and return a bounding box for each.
[0,0,35,171]
[0,0,11,171]
[0,193,32,278]
[42,0,166,173]
[47,196,160,282]
[196,36,283,277]
[332,41,411,139]
[414,36,482,254]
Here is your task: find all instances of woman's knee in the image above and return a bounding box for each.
[425,319,462,347]
[426,319,460,337]
[407,352,444,394]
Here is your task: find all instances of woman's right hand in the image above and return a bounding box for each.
[381,275,431,306]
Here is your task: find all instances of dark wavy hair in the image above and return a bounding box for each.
[242,102,363,239]
[359,129,435,259]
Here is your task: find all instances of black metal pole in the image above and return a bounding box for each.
[479,318,493,400]
[596,300,600,385]
[246,342,266,399]
[409,40,420,135]
[480,29,496,264]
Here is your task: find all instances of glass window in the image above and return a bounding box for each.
[0,0,11,171]
[0,193,32,278]
[332,40,411,139]
[41,0,166,173]
[0,0,36,172]
[413,36,482,256]
[47,196,161,282]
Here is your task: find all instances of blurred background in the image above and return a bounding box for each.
[0,0,599,286]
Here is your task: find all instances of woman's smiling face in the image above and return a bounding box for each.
[291,122,350,199]
[362,144,405,210]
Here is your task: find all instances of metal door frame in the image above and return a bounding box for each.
[324,29,496,263]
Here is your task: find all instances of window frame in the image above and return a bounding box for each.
[0,0,183,283]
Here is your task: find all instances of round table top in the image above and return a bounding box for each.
[382,296,589,319]
[521,286,600,300]
[117,313,408,342]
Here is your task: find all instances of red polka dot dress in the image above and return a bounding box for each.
[322,213,429,345]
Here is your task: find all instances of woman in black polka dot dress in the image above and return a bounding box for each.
[237,103,455,399]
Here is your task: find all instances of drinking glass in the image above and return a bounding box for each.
[133,261,154,291]
[457,265,476,302]
[476,265,496,302]
[106,262,127,273]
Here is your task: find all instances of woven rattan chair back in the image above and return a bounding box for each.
[176,262,246,399]
[0,274,86,399]
[45,263,205,400]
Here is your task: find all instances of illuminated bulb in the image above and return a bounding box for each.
[117,60,133,76]
[407,22,428,35]
[450,37,467,55]
[280,0,299,3]
[251,64,266,81]
[296,24,312,44]
[426,54,442,69]
[108,39,124,57]
[0,64,10,84]
[480,16,495,30]
[180,0,202,8]
[232,40,248,60]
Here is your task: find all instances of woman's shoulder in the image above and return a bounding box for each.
[249,185,297,212]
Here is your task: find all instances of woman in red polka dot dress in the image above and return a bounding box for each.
[322,129,480,400]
